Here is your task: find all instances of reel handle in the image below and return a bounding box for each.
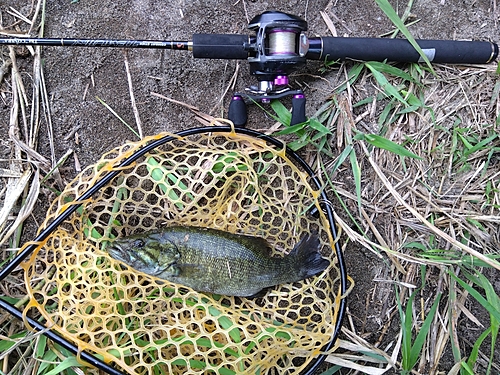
[307,37,498,64]
[291,94,306,126]
[228,91,306,129]
[228,95,248,127]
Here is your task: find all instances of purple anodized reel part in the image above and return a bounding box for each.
[274,75,289,86]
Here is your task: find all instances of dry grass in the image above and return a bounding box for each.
[319,61,500,374]
[0,1,499,375]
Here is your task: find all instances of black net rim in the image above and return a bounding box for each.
[0,125,347,375]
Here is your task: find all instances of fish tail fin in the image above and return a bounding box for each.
[290,233,329,279]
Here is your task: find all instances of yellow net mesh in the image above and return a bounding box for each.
[22,129,342,374]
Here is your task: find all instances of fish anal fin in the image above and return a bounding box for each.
[245,287,269,298]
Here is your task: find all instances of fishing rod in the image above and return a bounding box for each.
[1,10,498,126]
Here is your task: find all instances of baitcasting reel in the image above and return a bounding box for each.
[227,11,309,127]
[189,11,311,126]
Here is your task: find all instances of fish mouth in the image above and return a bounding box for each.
[107,242,177,277]
[107,243,130,263]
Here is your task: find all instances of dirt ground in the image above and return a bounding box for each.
[1,0,500,374]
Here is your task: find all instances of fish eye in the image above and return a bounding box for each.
[133,239,145,248]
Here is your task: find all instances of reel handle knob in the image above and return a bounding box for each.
[228,95,248,127]
[290,94,306,126]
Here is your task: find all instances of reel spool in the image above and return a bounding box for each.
[268,28,298,55]
[18,125,347,375]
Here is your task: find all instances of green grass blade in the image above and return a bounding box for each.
[409,293,441,367]
[449,272,500,322]
[374,0,436,74]
[171,358,208,370]
[218,368,237,375]
[335,63,364,93]
[463,133,498,158]
[363,61,417,83]
[147,157,194,209]
[355,133,422,159]
[317,365,343,374]
[349,149,362,212]
[365,62,409,105]
[466,327,492,370]
[270,100,292,125]
[35,334,48,359]
[308,118,332,136]
[212,152,249,173]
[461,361,475,375]
[208,306,241,344]
[474,272,499,374]
[43,356,81,375]
[96,96,141,140]
[274,122,306,136]
[0,332,24,352]
[400,289,416,370]
[329,145,353,174]
[37,350,59,375]
[398,94,423,109]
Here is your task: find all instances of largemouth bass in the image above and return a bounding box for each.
[108,226,329,297]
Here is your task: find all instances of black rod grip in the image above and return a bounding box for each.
[307,37,498,64]
[192,34,249,59]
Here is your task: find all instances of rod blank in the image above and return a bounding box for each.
[0,36,191,50]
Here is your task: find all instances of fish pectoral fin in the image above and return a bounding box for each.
[175,263,202,268]
[174,263,205,275]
